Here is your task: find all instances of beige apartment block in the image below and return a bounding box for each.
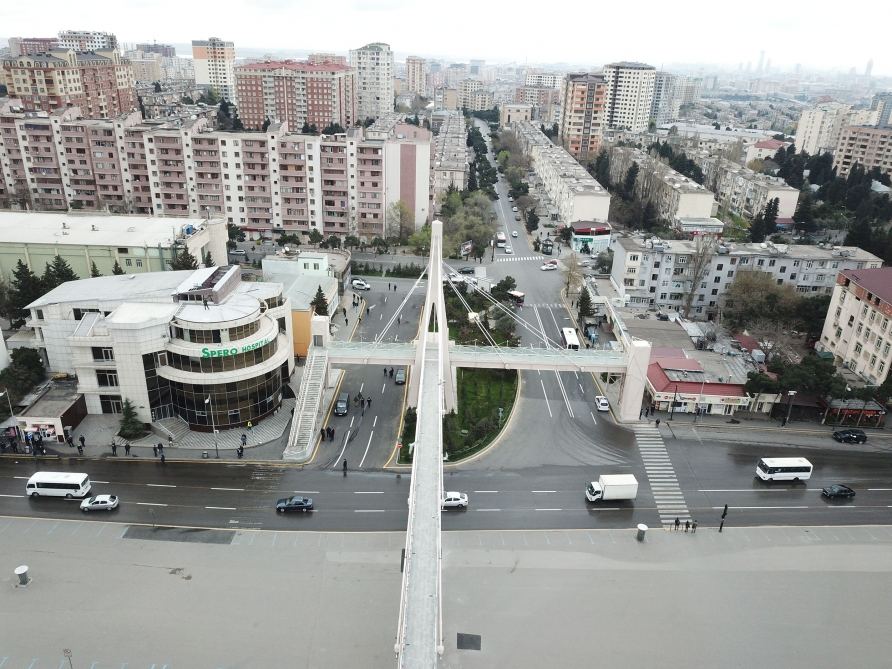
[833,125,892,179]
[603,62,656,133]
[349,42,394,121]
[192,37,236,104]
[559,73,607,161]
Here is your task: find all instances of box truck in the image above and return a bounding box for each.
[585,474,638,502]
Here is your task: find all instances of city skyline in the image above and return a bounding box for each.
[0,0,887,76]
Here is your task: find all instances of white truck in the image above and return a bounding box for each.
[585,474,639,502]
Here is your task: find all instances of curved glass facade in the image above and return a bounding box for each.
[166,339,277,373]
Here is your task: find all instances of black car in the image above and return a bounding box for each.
[833,428,867,444]
[821,484,856,499]
[276,495,314,512]
[458,267,476,275]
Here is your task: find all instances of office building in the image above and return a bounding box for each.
[406,56,427,96]
[349,42,394,121]
[611,235,882,319]
[559,73,607,160]
[192,37,236,103]
[816,268,892,386]
[126,51,163,83]
[57,31,118,52]
[2,50,136,119]
[136,44,176,58]
[833,125,892,179]
[603,62,656,133]
[234,60,356,131]
[26,265,294,429]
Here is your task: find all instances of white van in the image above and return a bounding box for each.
[26,472,91,498]
[755,457,813,482]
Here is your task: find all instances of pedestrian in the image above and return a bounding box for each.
[168,436,173,449]
[78,435,85,448]
[344,307,347,317]
[125,442,131,456]
[345,317,348,326]
[366,306,370,316]
[247,420,253,431]
[367,397,372,409]
[384,367,388,376]
[66,435,74,448]
[157,442,163,453]
[692,520,698,533]
[111,442,117,456]
[387,282,391,290]
[153,444,158,457]
[685,520,691,533]
[241,433,247,446]
[320,428,326,442]
[389,367,394,378]
[343,458,347,472]
[655,418,661,427]
[393,285,396,292]
[77,444,84,456]
[397,315,401,325]
[160,452,166,464]
[329,426,335,440]
[674,517,680,531]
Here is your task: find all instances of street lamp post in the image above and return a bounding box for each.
[784,390,797,427]
[669,383,678,421]
[205,396,219,458]
[0,388,20,442]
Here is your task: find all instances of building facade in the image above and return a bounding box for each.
[136,43,176,58]
[0,101,430,240]
[499,104,532,127]
[833,125,892,179]
[694,155,800,220]
[816,268,892,386]
[234,60,356,131]
[523,71,562,89]
[603,62,656,133]
[192,37,236,104]
[405,56,426,96]
[559,73,607,161]
[2,50,136,119]
[27,266,294,429]
[611,235,883,319]
[349,42,394,121]
[57,31,118,52]
[650,71,678,126]
[432,111,469,201]
[8,37,58,57]
[793,103,879,156]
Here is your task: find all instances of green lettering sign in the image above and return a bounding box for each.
[200,336,271,358]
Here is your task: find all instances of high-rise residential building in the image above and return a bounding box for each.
[125,51,163,83]
[871,92,892,129]
[469,59,485,77]
[7,37,58,57]
[0,100,430,239]
[192,37,237,103]
[524,71,562,89]
[57,30,118,52]
[2,50,136,119]
[349,42,394,121]
[136,43,177,58]
[458,78,482,109]
[816,267,892,386]
[515,85,562,125]
[559,73,607,161]
[676,76,703,106]
[650,72,678,126]
[405,56,426,96]
[307,53,347,66]
[833,125,892,179]
[794,103,879,156]
[602,61,656,133]
[234,60,356,131]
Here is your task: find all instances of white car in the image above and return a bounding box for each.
[512,206,518,212]
[540,263,557,271]
[508,196,514,202]
[504,246,514,254]
[351,278,371,291]
[80,494,119,512]
[442,492,469,509]
[511,231,518,238]
[595,396,610,412]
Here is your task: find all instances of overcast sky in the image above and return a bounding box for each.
[1,0,887,75]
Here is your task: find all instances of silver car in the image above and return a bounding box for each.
[80,494,119,512]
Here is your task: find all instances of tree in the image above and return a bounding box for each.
[118,398,146,439]
[321,123,345,135]
[561,251,584,296]
[491,276,517,301]
[641,200,658,231]
[170,248,199,270]
[310,285,329,316]
[793,191,815,232]
[301,122,319,135]
[578,287,595,322]
[90,261,102,278]
[325,235,341,249]
[525,211,539,233]
[153,81,162,93]
[8,260,44,329]
[681,236,717,319]
[112,260,125,275]
[261,118,271,131]
[622,163,639,200]
[750,211,767,243]
[762,198,779,236]
[308,229,324,246]
[592,149,611,186]
[385,200,414,243]
[42,255,78,291]
[344,235,361,250]
[203,250,214,267]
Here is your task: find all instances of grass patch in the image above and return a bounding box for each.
[350,261,424,278]
[398,368,518,464]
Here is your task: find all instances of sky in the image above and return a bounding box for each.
[1,0,888,75]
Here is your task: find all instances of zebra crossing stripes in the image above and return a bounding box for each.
[633,425,691,526]
[495,255,545,263]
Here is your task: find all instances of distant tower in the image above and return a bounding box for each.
[757,50,765,74]
[794,63,801,77]
[765,58,771,73]
[865,59,874,78]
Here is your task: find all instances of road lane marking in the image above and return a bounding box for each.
[210,487,244,491]
[355,509,385,513]
[475,508,502,511]
[146,484,176,488]
[354,491,384,494]
[332,429,351,469]
[539,379,553,418]
[590,411,597,425]
[373,415,378,428]
[381,383,386,394]
[711,505,809,510]
[531,490,557,493]
[359,429,375,468]
[13,476,29,479]
[294,490,320,494]
[136,502,168,507]
[349,416,355,427]
[91,480,109,483]
[205,506,237,511]
[474,490,498,493]
[0,494,23,498]
[359,382,364,393]
[699,489,802,492]
[535,508,563,511]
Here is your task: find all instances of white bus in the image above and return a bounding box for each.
[561,327,580,350]
[495,232,506,248]
[755,457,813,482]
[26,472,91,498]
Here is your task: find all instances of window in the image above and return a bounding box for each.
[91,347,114,361]
[125,258,132,267]
[96,370,118,387]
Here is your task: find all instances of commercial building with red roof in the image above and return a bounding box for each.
[646,355,755,416]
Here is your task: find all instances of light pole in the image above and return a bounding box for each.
[696,378,706,422]
[205,396,219,458]
[0,388,20,442]
[669,383,678,421]
[784,390,796,427]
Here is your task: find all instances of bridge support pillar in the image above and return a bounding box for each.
[617,339,651,423]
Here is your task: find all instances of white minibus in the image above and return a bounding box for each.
[755,457,813,482]
[26,472,92,498]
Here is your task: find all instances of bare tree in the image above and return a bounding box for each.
[561,251,585,297]
[681,235,717,319]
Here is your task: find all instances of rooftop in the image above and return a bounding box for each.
[20,381,82,419]
[841,267,892,305]
[236,59,351,74]
[27,271,192,309]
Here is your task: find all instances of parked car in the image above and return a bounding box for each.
[508,196,514,202]
[276,495,314,512]
[540,264,557,271]
[511,231,518,238]
[504,246,514,254]
[80,494,119,512]
[351,278,371,291]
[228,249,247,256]
[595,396,610,412]
[442,491,469,509]
[511,206,518,212]
[833,428,867,444]
[458,267,476,275]
[395,368,407,385]
[821,484,856,499]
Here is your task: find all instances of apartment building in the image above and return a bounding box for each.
[192,37,236,104]
[234,60,356,131]
[745,138,790,164]
[603,62,656,133]
[872,92,892,129]
[307,53,347,66]
[816,268,892,386]
[57,31,118,52]
[513,122,610,224]
[793,102,879,156]
[432,111,469,200]
[693,155,800,219]
[524,71,562,89]
[7,37,58,57]
[650,71,678,126]
[0,100,430,240]
[2,50,136,120]
[136,44,176,58]
[608,146,716,223]
[126,51,163,83]
[458,79,482,109]
[558,73,607,161]
[349,42,394,121]
[611,235,882,319]
[499,104,532,127]
[405,56,427,96]
[833,125,892,179]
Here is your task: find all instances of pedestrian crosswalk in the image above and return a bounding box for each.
[495,255,546,263]
[633,424,691,527]
[525,303,564,309]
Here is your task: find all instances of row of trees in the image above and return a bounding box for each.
[444,274,519,346]
[647,142,704,184]
[466,126,498,198]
